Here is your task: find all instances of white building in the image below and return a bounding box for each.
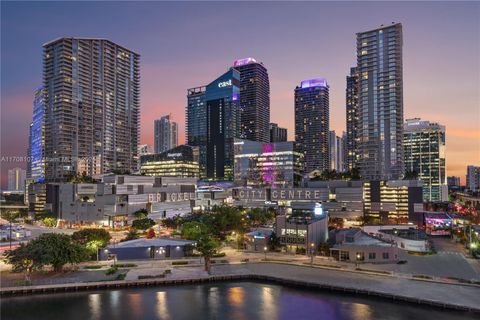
[8,168,26,192]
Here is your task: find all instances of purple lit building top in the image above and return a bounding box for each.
[300,78,328,89]
[234,57,257,67]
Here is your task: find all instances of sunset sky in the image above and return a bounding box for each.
[1,1,479,188]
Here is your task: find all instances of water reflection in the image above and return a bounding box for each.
[261,285,278,320]
[127,293,142,318]
[88,294,101,320]
[156,291,170,320]
[228,286,245,307]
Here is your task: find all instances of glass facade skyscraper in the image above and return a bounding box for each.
[29,86,45,182]
[154,114,178,154]
[294,78,330,174]
[345,67,359,171]
[187,68,241,180]
[233,58,270,143]
[43,38,140,181]
[404,118,447,202]
[356,23,404,180]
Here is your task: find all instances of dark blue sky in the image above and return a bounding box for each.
[1,1,479,187]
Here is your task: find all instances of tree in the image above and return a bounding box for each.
[131,218,155,230]
[181,221,209,240]
[247,208,274,227]
[146,228,156,239]
[123,230,139,241]
[6,233,88,272]
[72,228,111,259]
[42,217,57,228]
[196,234,220,273]
[133,209,148,219]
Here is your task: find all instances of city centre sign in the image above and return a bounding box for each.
[218,80,232,88]
[233,188,329,202]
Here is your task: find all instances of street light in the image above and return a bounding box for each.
[310,243,315,266]
[263,246,267,261]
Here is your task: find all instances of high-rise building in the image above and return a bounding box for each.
[329,131,344,172]
[403,118,447,202]
[8,168,26,192]
[233,58,270,143]
[234,139,304,188]
[140,145,200,178]
[466,165,480,192]
[187,68,241,180]
[356,23,404,180]
[345,67,359,171]
[28,86,45,182]
[154,114,178,154]
[186,86,207,178]
[294,78,330,174]
[43,38,140,181]
[269,123,287,142]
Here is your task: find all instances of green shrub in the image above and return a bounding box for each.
[84,265,102,269]
[138,274,165,279]
[116,263,137,268]
[106,265,118,275]
[116,273,126,280]
[171,260,188,265]
[164,269,171,274]
[212,252,226,258]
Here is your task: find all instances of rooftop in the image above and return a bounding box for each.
[380,229,428,241]
[107,238,196,249]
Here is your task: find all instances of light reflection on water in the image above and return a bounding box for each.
[1,282,477,320]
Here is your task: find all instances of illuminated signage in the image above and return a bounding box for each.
[300,78,328,89]
[233,57,257,67]
[234,188,329,201]
[218,80,232,88]
[167,153,182,157]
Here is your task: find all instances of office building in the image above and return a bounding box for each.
[403,118,447,202]
[270,123,287,142]
[140,145,200,178]
[294,78,330,174]
[187,68,241,180]
[466,165,480,192]
[356,23,404,180]
[234,139,304,188]
[8,168,26,192]
[28,86,45,182]
[43,38,140,181]
[447,176,461,188]
[154,114,178,154]
[233,58,270,143]
[186,86,207,178]
[345,67,359,171]
[363,180,423,224]
[329,131,344,172]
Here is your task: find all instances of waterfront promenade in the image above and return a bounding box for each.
[1,262,479,313]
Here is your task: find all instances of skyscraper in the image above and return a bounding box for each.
[28,86,45,182]
[186,86,207,177]
[294,78,330,174]
[233,58,270,143]
[345,67,359,171]
[404,118,447,202]
[356,23,404,180]
[154,114,178,153]
[8,168,26,192]
[43,38,140,181]
[466,165,480,192]
[187,68,241,180]
[269,123,287,142]
[329,131,344,172]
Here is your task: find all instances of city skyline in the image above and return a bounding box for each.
[1,1,479,187]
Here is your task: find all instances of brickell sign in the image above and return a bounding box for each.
[234,188,329,201]
[148,192,196,203]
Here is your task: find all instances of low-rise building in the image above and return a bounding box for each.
[275,213,328,254]
[244,229,273,252]
[99,238,196,261]
[363,225,430,252]
[330,228,399,264]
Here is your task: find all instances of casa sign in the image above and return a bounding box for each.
[234,188,329,201]
[218,80,232,88]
